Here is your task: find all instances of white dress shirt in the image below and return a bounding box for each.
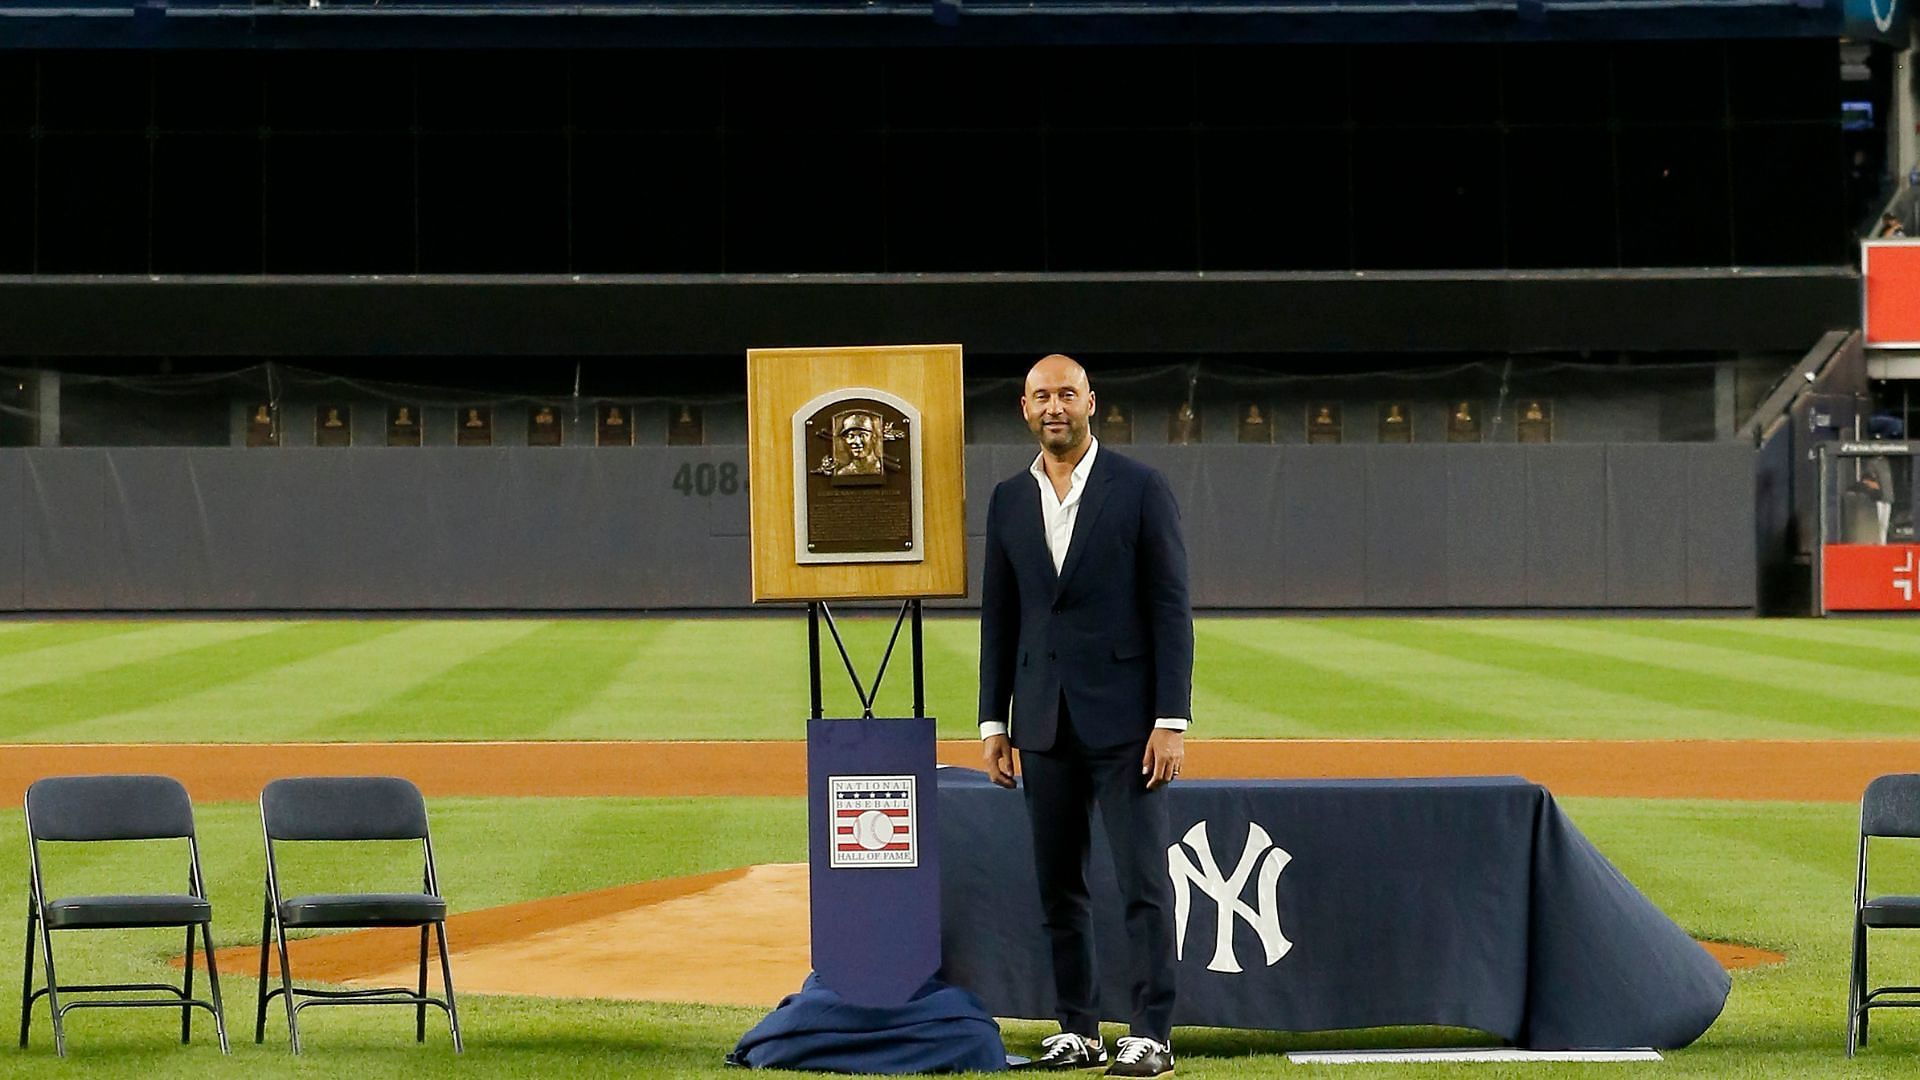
[982,436,1188,740]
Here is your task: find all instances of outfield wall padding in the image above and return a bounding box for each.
[0,444,1755,611]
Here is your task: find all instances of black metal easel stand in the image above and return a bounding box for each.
[807,599,925,721]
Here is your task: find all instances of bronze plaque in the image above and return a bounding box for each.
[315,405,351,448]
[1377,402,1413,444]
[245,403,278,448]
[668,404,704,446]
[795,391,922,564]
[1098,402,1133,445]
[598,404,634,447]
[1517,399,1553,444]
[1237,402,1274,444]
[1307,402,1342,444]
[387,404,422,447]
[1447,400,1482,443]
[1167,401,1202,445]
[457,406,493,447]
[528,405,564,447]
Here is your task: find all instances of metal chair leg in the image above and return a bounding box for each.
[200,921,229,1055]
[19,903,35,1049]
[182,923,195,1045]
[1859,923,1872,1048]
[416,926,429,1043]
[37,911,63,1058]
[255,894,271,1045]
[1848,917,1863,1057]
[273,911,300,1054]
[435,921,461,1053]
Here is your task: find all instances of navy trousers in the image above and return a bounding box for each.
[1019,698,1176,1043]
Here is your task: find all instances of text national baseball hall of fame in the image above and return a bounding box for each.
[829,775,918,868]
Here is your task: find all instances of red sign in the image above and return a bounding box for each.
[1864,241,1920,348]
[1824,544,1920,611]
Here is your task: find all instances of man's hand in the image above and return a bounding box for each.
[983,734,1017,789]
[1142,729,1185,790]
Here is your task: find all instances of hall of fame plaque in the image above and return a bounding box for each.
[793,388,925,565]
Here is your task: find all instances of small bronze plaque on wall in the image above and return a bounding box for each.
[315,405,351,448]
[246,403,278,448]
[1517,399,1553,444]
[668,404,705,446]
[387,404,422,447]
[598,404,634,447]
[1447,401,1482,443]
[1377,402,1412,444]
[1098,402,1133,445]
[528,405,564,447]
[1237,403,1274,444]
[1307,403,1342,445]
[1167,401,1201,445]
[457,406,494,447]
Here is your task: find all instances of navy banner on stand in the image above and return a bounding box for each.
[807,716,941,1007]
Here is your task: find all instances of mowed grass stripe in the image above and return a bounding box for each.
[0,623,398,739]
[0,621,284,697]
[42,621,543,744]
[1604,620,1920,681]
[1191,625,1490,737]
[1451,620,1920,719]
[0,622,148,660]
[313,620,667,741]
[1716,618,1920,657]
[1332,620,1874,736]
[547,620,803,741]
[1219,620,1754,739]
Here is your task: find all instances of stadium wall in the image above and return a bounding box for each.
[0,443,1755,612]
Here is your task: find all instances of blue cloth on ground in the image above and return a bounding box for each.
[730,973,1007,1073]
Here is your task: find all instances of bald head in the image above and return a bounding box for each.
[1022,354,1096,459]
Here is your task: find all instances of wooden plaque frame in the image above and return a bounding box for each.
[749,344,967,602]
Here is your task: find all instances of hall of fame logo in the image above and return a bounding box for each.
[829,775,917,868]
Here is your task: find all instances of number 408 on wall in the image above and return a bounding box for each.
[672,462,744,497]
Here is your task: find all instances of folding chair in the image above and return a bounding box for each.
[1849,772,1920,1056]
[20,775,229,1058]
[256,776,461,1054]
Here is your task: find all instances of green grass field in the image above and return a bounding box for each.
[6,615,1920,1077]
[7,616,1920,742]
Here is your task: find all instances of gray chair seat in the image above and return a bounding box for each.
[279,893,447,928]
[45,894,212,929]
[1863,896,1920,929]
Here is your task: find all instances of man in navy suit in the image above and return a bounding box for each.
[978,355,1192,1078]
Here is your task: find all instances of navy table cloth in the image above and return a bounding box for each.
[936,769,1728,1049]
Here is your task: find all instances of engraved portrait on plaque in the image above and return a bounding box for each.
[793,388,924,565]
[528,405,563,447]
[1378,402,1413,444]
[1448,400,1482,443]
[246,403,278,448]
[458,406,493,447]
[1517,399,1553,444]
[1307,402,1342,444]
[387,404,421,447]
[316,405,351,448]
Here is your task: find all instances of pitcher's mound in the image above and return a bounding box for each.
[209,862,1778,1007]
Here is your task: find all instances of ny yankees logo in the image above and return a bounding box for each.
[1166,820,1292,974]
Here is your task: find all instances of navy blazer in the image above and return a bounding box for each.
[977,446,1194,752]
